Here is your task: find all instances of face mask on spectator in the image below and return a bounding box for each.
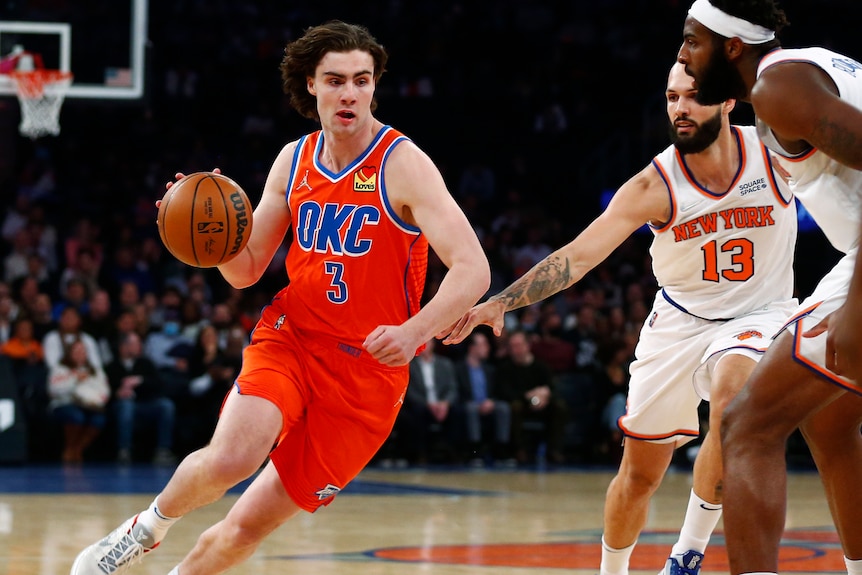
[163,321,180,336]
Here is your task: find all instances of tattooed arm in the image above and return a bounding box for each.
[440,164,671,344]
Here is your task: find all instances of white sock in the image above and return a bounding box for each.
[137,496,181,543]
[167,568,180,575]
[671,489,722,556]
[600,536,637,575]
[846,557,862,575]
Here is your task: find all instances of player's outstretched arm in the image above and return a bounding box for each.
[216,143,296,289]
[441,165,670,345]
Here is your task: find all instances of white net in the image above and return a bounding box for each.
[9,70,73,139]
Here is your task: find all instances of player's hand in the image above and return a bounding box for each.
[364,324,423,367]
[439,299,506,345]
[156,167,222,208]
[803,301,862,380]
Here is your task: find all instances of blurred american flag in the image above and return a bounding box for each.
[105,67,132,87]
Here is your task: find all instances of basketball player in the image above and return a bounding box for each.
[442,62,800,575]
[678,1,862,575]
[69,21,490,575]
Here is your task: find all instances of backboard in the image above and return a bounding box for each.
[0,0,147,99]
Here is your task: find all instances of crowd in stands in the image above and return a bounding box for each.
[0,185,655,466]
[1,0,845,468]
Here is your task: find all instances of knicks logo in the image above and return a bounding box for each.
[735,330,763,341]
[353,166,377,192]
[295,201,380,256]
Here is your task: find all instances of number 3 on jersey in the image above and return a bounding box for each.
[701,238,754,282]
[324,261,348,303]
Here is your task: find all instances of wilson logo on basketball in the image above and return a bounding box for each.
[735,330,763,341]
[227,192,250,255]
[353,166,377,192]
[197,221,225,233]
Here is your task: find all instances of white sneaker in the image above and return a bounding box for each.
[70,514,159,574]
[659,550,704,575]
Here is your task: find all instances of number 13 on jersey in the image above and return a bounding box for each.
[701,238,754,282]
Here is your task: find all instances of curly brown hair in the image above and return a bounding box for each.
[708,0,790,35]
[280,20,388,121]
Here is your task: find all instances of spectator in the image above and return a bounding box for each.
[47,340,110,463]
[0,316,47,393]
[397,337,461,465]
[179,324,242,455]
[25,203,58,273]
[116,279,142,313]
[52,276,90,319]
[0,294,16,344]
[593,339,632,463]
[455,331,512,465]
[12,275,42,315]
[105,331,176,465]
[58,247,102,300]
[147,285,183,329]
[1,316,49,442]
[3,228,34,285]
[178,297,205,342]
[1,314,42,363]
[570,303,600,372]
[208,302,235,349]
[530,302,577,375]
[143,309,193,397]
[513,226,553,277]
[28,292,56,341]
[104,243,155,301]
[42,306,104,372]
[1,194,31,242]
[63,217,103,273]
[24,252,53,294]
[82,289,116,364]
[496,330,568,464]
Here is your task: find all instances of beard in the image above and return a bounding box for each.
[693,47,748,105]
[668,109,723,154]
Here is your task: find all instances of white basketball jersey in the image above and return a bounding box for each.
[649,126,796,320]
[756,47,862,254]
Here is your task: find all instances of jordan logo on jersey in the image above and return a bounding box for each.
[353,165,377,192]
[296,170,312,191]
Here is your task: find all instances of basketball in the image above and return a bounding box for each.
[157,172,253,268]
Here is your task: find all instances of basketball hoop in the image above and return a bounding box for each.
[8,68,73,139]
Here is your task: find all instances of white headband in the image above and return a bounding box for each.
[688,0,776,44]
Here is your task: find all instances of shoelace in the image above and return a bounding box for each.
[96,526,148,573]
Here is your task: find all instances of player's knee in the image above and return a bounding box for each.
[221,519,271,551]
[618,465,664,496]
[203,447,266,484]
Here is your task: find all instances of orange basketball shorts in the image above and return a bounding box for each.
[236,303,408,512]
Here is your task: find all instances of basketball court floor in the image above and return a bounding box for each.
[0,462,844,575]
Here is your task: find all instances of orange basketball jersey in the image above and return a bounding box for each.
[279,126,428,349]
